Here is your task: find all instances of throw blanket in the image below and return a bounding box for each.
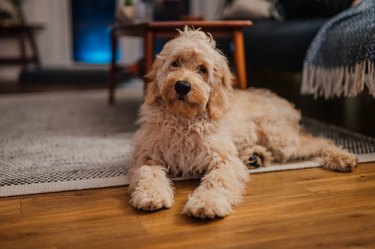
[301,0,375,99]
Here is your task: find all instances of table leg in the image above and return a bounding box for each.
[109,29,118,105]
[144,31,154,91]
[233,30,247,90]
[19,29,27,71]
[26,29,41,70]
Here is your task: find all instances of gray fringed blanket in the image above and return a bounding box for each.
[301,0,375,99]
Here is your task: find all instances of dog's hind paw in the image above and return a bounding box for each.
[240,145,273,169]
[248,152,264,168]
[322,151,358,172]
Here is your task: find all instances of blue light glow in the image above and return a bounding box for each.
[72,0,118,64]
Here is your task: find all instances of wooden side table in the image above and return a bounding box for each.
[109,20,252,104]
[0,24,43,71]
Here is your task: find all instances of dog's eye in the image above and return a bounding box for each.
[170,60,181,68]
[198,65,207,74]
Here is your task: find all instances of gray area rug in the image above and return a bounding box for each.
[1,83,375,197]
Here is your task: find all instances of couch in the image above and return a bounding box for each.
[219,0,353,82]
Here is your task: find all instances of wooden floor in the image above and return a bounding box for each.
[1,163,374,249]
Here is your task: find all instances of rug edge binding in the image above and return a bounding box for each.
[0,176,130,198]
[1,153,374,197]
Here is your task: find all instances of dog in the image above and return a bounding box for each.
[128,27,358,219]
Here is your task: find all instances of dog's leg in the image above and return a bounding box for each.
[182,156,249,219]
[260,127,358,172]
[294,134,358,172]
[128,164,174,211]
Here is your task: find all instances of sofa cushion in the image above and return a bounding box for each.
[274,0,353,19]
[244,19,327,71]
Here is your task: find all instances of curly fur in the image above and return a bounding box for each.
[128,27,358,219]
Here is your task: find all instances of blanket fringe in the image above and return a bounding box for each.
[301,59,375,99]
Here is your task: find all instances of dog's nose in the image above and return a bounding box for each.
[175,81,191,96]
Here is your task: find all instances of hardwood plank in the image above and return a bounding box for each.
[297,163,375,193]
[0,188,148,249]
[0,163,374,249]
[0,199,21,218]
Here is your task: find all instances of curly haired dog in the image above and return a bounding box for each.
[128,27,358,219]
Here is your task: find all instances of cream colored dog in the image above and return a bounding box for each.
[128,27,358,219]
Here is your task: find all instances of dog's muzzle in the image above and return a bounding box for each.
[175,81,191,97]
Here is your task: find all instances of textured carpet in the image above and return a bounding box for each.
[1,83,374,197]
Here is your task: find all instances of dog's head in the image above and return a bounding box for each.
[144,27,233,120]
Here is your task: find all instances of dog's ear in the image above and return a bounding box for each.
[219,54,234,90]
[144,57,163,105]
[207,53,234,119]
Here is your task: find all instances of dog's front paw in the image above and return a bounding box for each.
[323,151,358,172]
[129,187,174,211]
[181,190,232,219]
[240,145,273,169]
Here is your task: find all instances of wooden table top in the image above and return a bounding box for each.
[112,20,252,36]
[0,24,44,36]
[0,23,44,30]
